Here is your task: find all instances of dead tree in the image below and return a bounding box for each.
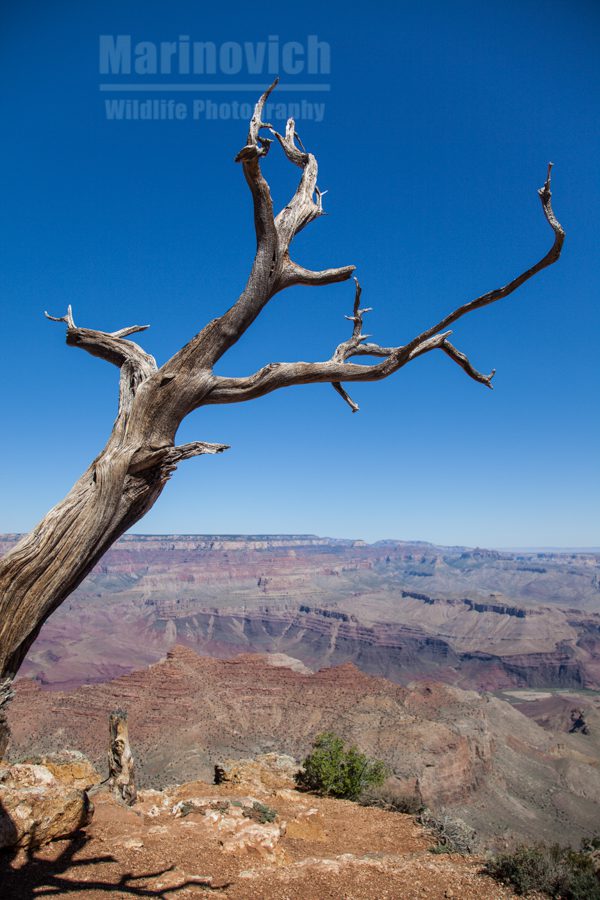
[0,80,564,750]
[107,709,137,805]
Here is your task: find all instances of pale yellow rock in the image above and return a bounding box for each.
[285,808,326,842]
[28,751,101,791]
[0,762,93,849]
[220,820,285,858]
[216,753,299,792]
[1,763,55,787]
[121,837,144,850]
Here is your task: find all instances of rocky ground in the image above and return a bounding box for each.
[1,756,521,900]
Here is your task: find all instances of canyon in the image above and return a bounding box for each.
[1,533,598,692]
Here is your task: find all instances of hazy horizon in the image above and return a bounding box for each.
[2,530,598,553]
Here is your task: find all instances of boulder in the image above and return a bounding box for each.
[0,762,93,849]
[220,820,285,858]
[24,750,101,791]
[214,753,299,792]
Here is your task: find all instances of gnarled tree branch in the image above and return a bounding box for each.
[441,340,495,389]
[162,82,354,377]
[129,441,229,475]
[280,261,357,289]
[205,163,563,412]
[204,329,452,409]
[45,307,157,419]
[402,163,564,355]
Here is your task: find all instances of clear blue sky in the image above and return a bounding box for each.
[1,0,598,547]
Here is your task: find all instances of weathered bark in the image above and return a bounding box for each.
[0,317,226,752]
[107,709,137,805]
[0,81,564,751]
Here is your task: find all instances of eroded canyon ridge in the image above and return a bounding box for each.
[2,533,598,692]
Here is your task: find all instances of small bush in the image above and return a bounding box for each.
[581,835,600,854]
[484,843,600,899]
[242,801,277,824]
[428,842,454,855]
[417,809,477,855]
[360,785,424,815]
[296,732,388,801]
[176,800,198,818]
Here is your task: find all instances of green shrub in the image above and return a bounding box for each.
[429,843,454,854]
[295,732,388,801]
[242,801,277,824]
[484,843,600,898]
[581,835,600,854]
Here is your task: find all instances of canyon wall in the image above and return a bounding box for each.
[1,533,598,692]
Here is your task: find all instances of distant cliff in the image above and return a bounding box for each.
[145,604,590,691]
[2,533,599,692]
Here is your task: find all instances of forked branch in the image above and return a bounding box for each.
[206,163,563,411]
[44,306,155,374]
[45,306,157,418]
[168,81,355,373]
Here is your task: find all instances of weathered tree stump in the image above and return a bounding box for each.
[107,709,137,805]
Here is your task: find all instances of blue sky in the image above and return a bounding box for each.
[1,0,598,547]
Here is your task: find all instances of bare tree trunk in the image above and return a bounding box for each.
[107,710,137,805]
[0,81,564,755]
[0,458,167,753]
[0,322,226,753]
[1,461,162,679]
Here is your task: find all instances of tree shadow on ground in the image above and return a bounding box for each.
[0,800,229,898]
